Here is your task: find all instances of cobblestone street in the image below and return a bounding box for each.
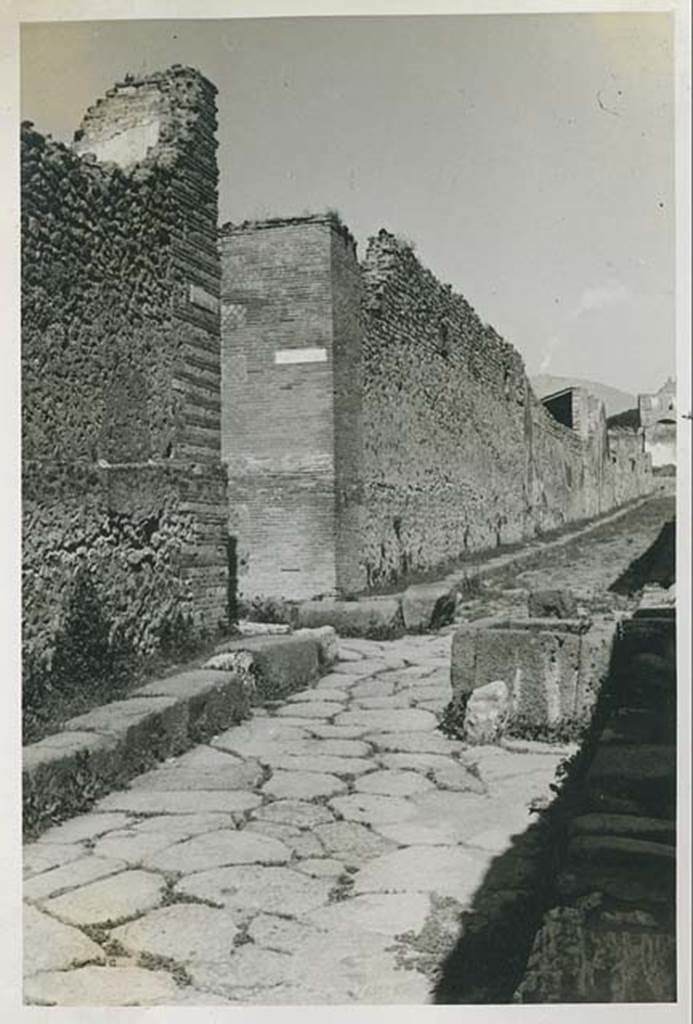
[23,629,569,1005]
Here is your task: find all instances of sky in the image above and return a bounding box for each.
[20,12,676,396]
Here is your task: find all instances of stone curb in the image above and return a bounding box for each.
[22,631,332,840]
[287,495,654,640]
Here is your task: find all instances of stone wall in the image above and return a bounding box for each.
[220,216,365,605]
[22,66,229,734]
[360,231,653,587]
[219,219,653,605]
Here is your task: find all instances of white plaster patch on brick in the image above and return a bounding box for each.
[274,347,328,365]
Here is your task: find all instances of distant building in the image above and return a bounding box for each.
[638,378,676,469]
[540,385,605,440]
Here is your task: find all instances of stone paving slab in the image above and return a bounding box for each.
[24,905,104,976]
[42,869,166,927]
[111,904,240,962]
[24,855,128,902]
[25,965,180,1006]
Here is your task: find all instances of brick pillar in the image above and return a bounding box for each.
[220,215,365,604]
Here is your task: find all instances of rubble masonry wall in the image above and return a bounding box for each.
[22,67,229,707]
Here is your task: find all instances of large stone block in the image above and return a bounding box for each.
[450,619,588,736]
[137,666,252,742]
[213,634,321,701]
[295,597,404,639]
[527,588,578,618]
[401,582,458,632]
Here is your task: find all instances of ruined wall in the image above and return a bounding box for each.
[360,231,653,587]
[22,67,228,732]
[220,216,365,605]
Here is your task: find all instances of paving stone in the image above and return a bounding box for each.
[211,720,309,756]
[275,702,343,719]
[294,857,345,877]
[309,724,372,739]
[335,709,438,732]
[92,814,238,863]
[188,946,291,995]
[40,813,132,845]
[329,793,416,826]
[244,821,324,857]
[132,812,238,836]
[24,965,179,1005]
[251,800,335,828]
[373,822,462,846]
[42,869,165,926]
[176,865,333,917]
[23,904,105,976]
[333,659,390,677]
[307,892,431,936]
[406,685,454,703]
[276,930,432,1004]
[379,752,456,772]
[262,771,347,800]
[354,769,435,797]
[311,738,373,758]
[144,829,292,874]
[365,731,461,755]
[314,821,396,863]
[92,829,186,865]
[315,671,362,688]
[111,904,239,962]
[128,749,263,791]
[248,914,321,953]
[429,762,484,791]
[287,688,348,703]
[353,845,492,903]
[266,715,329,730]
[96,789,261,816]
[338,639,387,656]
[352,695,413,710]
[350,678,397,698]
[24,855,127,902]
[24,843,85,878]
[260,753,374,776]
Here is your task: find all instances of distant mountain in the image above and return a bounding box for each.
[530,374,636,417]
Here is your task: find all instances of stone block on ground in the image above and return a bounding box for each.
[401,582,459,632]
[293,626,339,666]
[212,635,321,702]
[450,621,585,734]
[23,731,120,840]
[295,597,404,639]
[527,588,578,619]
[137,666,252,741]
[64,695,190,777]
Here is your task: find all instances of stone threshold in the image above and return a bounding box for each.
[23,628,336,841]
[292,495,656,639]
